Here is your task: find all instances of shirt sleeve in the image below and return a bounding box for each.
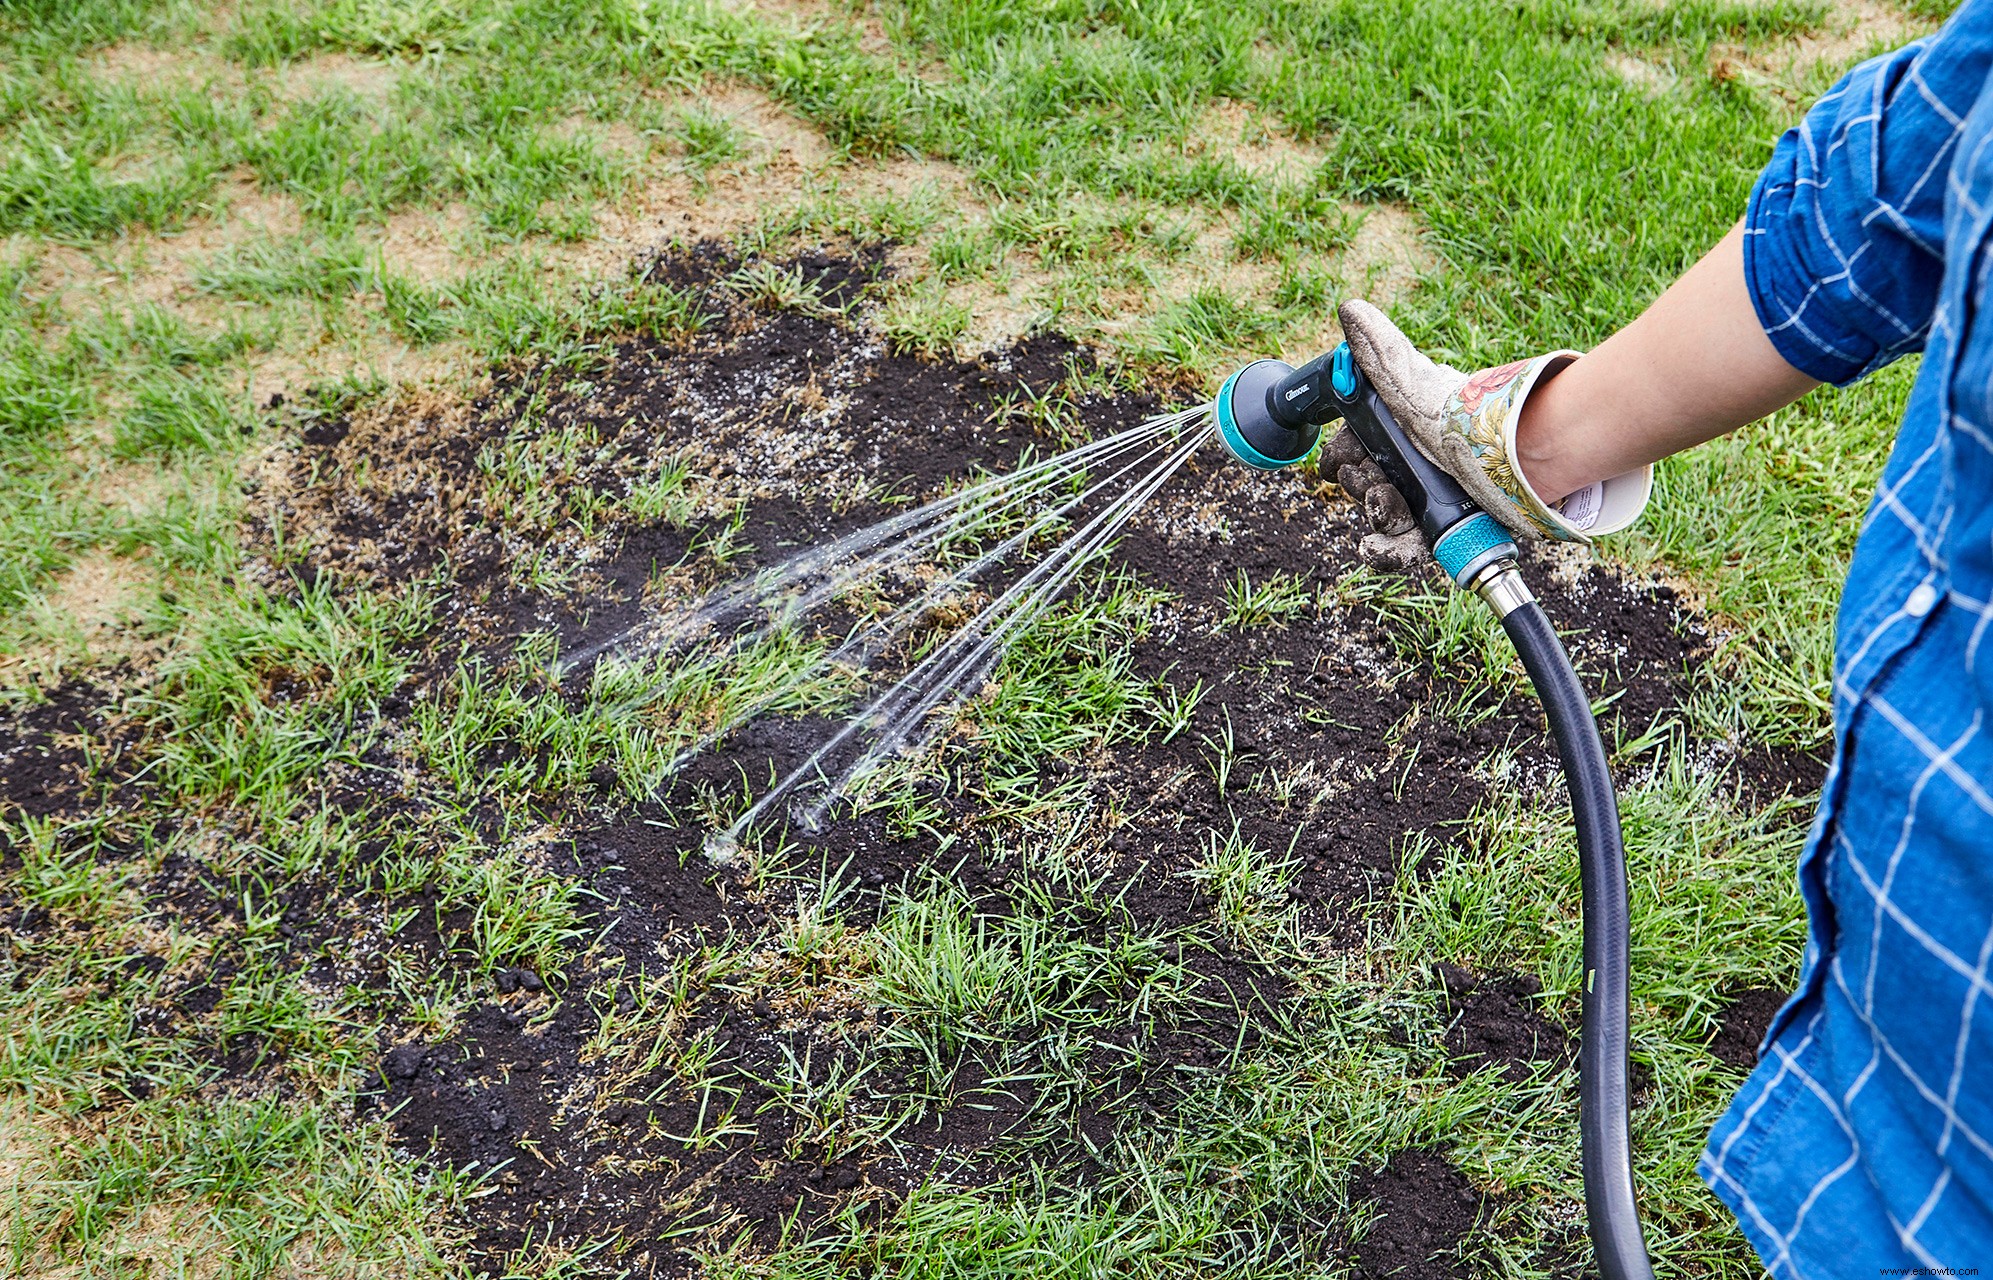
[1743,6,1993,386]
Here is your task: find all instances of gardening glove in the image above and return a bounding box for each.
[1329,299,1653,569]
[1321,428,1427,570]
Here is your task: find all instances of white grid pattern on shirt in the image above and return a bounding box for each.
[1711,25,1993,1273]
[1759,59,1960,379]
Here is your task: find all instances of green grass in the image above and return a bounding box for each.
[0,0,1948,1274]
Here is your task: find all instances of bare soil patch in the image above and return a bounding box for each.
[1606,50,1675,94]
[266,52,403,101]
[720,0,899,58]
[272,243,1733,1271]
[1708,0,1930,97]
[0,681,119,831]
[1194,99,1328,186]
[561,84,842,282]
[1437,963,1573,1085]
[90,42,242,90]
[1349,1147,1495,1280]
[1708,986,1787,1071]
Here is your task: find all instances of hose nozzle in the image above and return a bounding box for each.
[1216,342,1517,589]
[1212,346,1355,471]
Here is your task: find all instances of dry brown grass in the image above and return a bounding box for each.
[1608,0,1932,99]
[32,551,150,633]
[247,384,486,589]
[8,1187,352,1280]
[243,340,478,407]
[92,41,401,102]
[264,51,402,102]
[715,0,898,60]
[564,83,840,280]
[78,461,173,515]
[89,40,243,90]
[1709,0,1931,96]
[1192,99,1328,187]
[0,1105,56,1273]
[0,550,159,687]
[0,1102,45,1195]
[371,203,475,286]
[1606,50,1676,94]
[1340,204,1437,309]
[16,176,302,312]
[12,165,474,409]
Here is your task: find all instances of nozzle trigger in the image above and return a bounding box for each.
[1330,344,1356,398]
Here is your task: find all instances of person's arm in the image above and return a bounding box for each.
[1513,224,1820,505]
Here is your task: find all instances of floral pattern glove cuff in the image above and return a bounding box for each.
[1340,299,1653,544]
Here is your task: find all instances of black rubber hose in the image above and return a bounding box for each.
[1499,598,1655,1280]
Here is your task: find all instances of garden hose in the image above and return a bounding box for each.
[1215,344,1656,1280]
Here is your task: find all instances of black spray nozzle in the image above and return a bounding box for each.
[1212,359,1324,470]
[1216,343,1516,586]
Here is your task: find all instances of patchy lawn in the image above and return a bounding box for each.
[0,0,1938,1276]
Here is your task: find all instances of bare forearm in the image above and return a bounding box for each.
[1516,223,1821,503]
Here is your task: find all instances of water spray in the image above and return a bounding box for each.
[1214,343,1655,1280]
[645,406,1214,863]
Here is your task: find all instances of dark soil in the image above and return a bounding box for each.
[1730,740,1832,810]
[1530,562,1706,745]
[1709,986,1788,1071]
[0,682,109,825]
[366,999,933,1269]
[1348,1147,1493,1280]
[1436,963,1572,1085]
[560,812,760,963]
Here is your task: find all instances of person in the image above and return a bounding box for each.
[1332,6,1993,1272]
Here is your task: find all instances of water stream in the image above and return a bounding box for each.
[567,400,1218,856]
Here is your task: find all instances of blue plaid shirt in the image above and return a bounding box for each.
[1699,7,1993,1272]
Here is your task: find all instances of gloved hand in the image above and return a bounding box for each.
[1327,299,1653,570]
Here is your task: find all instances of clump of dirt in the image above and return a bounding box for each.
[1709,986,1787,1071]
[0,680,148,850]
[1728,740,1830,809]
[0,685,105,826]
[1436,963,1572,1084]
[1348,1147,1493,1280]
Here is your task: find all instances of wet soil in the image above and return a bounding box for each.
[1,241,1819,1277]
[1436,963,1573,1085]
[1730,740,1833,811]
[0,682,113,826]
[1349,1147,1494,1279]
[1710,986,1789,1071]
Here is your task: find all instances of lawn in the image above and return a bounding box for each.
[0,0,1944,1276]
